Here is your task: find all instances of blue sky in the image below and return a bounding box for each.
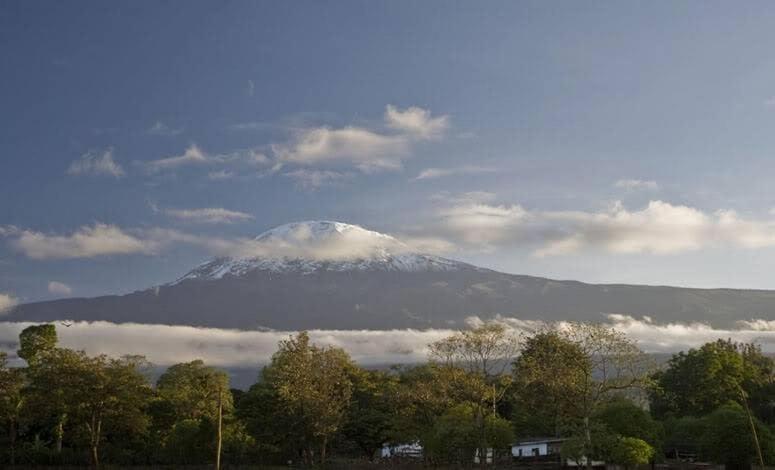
[5,1,775,305]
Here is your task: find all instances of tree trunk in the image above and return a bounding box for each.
[55,415,65,453]
[90,415,102,468]
[215,389,223,470]
[9,420,16,466]
[320,436,327,465]
[91,444,99,468]
[584,416,592,470]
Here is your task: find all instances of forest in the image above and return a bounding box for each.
[1,322,774,469]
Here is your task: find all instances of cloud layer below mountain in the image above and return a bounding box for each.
[3,315,775,367]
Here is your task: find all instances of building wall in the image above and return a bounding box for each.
[512,443,549,457]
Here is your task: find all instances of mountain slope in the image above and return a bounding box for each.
[7,221,775,329]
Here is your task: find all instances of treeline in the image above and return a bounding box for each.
[1,322,775,468]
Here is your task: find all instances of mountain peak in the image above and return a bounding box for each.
[254,220,400,245]
[174,221,465,283]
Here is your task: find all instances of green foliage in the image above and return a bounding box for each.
[262,331,355,465]
[339,369,398,460]
[0,352,25,464]
[10,324,775,468]
[662,414,707,455]
[512,330,589,436]
[156,359,232,421]
[609,437,654,467]
[594,398,663,448]
[424,403,480,464]
[699,403,775,469]
[650,340,775,420]
[17,324,57,365]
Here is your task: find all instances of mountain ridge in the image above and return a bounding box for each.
[6,220,775,330]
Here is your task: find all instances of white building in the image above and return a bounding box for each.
[381,442,422,459]
[512,437,565,458]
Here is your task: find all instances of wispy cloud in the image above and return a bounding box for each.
[48,281,72,296]
[163,207,254,225]
[414,165,495,181]
[274,127,411,172]
[385,104,449,140]
[433,197,775,256]
[273,105,449,174]
[143,144,270,174]
[614,179,659,191]
[283,169,353,190]
[6,224,155,260]
[67,149,125,178]
[207,170,234,180]
[147,121,183,136]
[0,294,18,315]
[4,315,775,366]
[143,144,208,172]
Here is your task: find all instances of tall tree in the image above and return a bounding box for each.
[651,340,775,420]
[264,331,354,465]
[70,354,152,467]
[17,324,57,366]
[157,360,231,422]
[515,324,652,468]
[340,369,398,461]
[156,360,231,466]
[0,352,25,465]
[512,330,588,436]
[429,322,520,465]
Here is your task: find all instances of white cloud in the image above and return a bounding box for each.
[8,224,156,260]
[4,315,775,366]
[283,169,353,190]
[246,79,255,97]
[273,105,449,174]
[207,170,234,180]
[0,226,21,237]
[48,281,72,296]
[164,207,254,225]
[414,165,496,180]
[143,144,208,173]
[273,127,410,172]
[147,121,183,136]
[385,104,449,139]
[0,294,18,315]
[67,149,125,178]
[435,198,775,256]
[0,321,453,366]
[614,179,659,191]
[1,221,449,262]
[143,145,270,174]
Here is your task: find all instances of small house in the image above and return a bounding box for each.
[512,437,565,458]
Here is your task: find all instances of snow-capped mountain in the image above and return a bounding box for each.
[175,221,466,282]
[9,220,775,330]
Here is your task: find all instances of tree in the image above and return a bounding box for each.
[264,331,354,465]
[17,324,57,366]
[512,330,588,436]
[24,345,85,454]
[700,403,775,470]
[0,352,25,465]
[609,437,654,469]
[651,340,775,421]
[340,369,398,461]
[156,360,231,466]
[593,398,662,449]
[517,324,652,468]
[429,322,520,465]
[70,354,152,467]
[157,360,231,421]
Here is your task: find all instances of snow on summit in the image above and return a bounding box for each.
[176,221,465,282]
